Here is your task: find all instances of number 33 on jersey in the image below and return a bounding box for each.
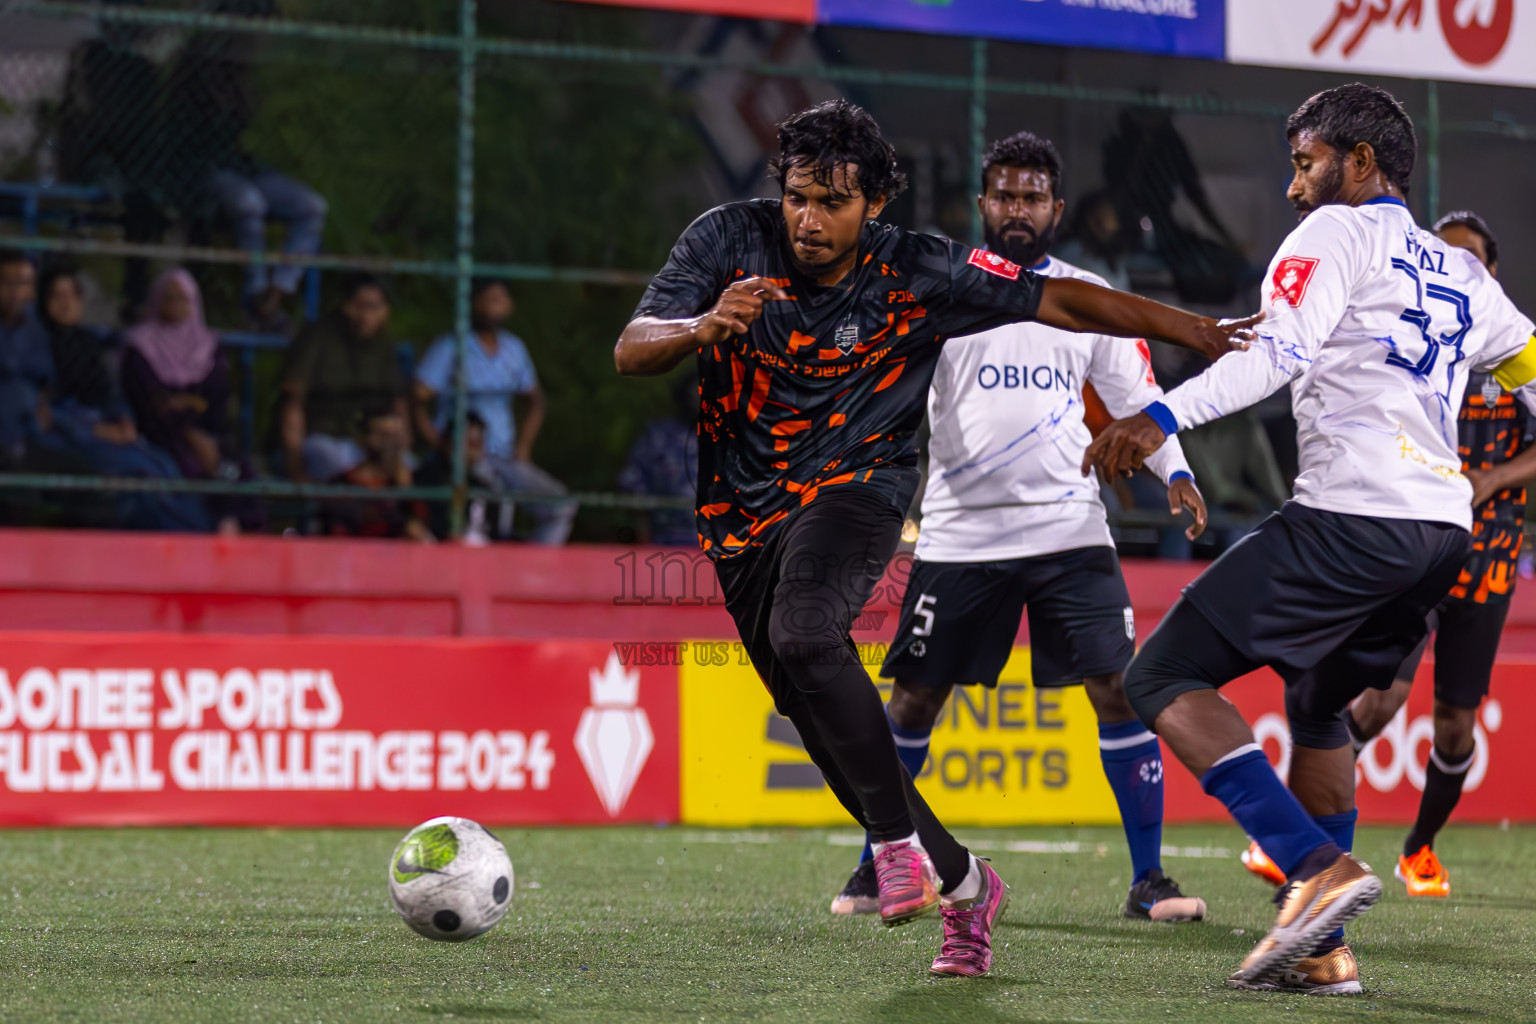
[1155,196,1536,533]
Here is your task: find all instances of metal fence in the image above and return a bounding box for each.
[1,0,1533,547]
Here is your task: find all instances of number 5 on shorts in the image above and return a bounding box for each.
[911,593,938,636]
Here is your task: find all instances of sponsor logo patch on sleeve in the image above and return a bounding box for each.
[968,248,1022,281]
[1269,256,1320,307]
[1134,338,1156,386]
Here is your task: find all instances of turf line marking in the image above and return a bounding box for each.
[671,831,785,844]
[1006,841,1085,854]
[1162,845,1234,859]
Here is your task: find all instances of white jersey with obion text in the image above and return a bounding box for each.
[1153,197,1536,532]
[917,255,1193,563]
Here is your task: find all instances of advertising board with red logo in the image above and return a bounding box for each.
[0,634,677,827]
[1229,1,1532,88]
[1161,660,1532,822]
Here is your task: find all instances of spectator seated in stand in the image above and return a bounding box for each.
[0,252,60,470]
[32,265,210,532]
[413,279,575,546]
[617,372,698,546]
[0,250,117,528]
[414,411,509,543]
[121,268,261,533]
[162,0,326,329]
[278,273,408,483]
[321,405,431,542]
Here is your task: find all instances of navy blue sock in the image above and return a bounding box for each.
[1200,747,1336,878]
[1312,809,1358,951]
[1099,719,1164,884]
[861,711,932,865]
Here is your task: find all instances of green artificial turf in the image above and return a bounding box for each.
[1,824,1533,1022]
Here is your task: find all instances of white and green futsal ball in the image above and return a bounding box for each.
[388,816,514,941]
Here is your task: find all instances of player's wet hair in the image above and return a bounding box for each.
[981,131,1062,197]
[769,100,907,202]
[0,249,31,272]
[1434,209,1498,267]
[1286,83,1416,192]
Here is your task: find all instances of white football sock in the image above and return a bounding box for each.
[871,831,922,856]
[942,855,983,905]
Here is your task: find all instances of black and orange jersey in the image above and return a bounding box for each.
[1448,371,1533,605]
[634,199,1045,559]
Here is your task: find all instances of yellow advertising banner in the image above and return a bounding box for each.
[680,641,1120,826]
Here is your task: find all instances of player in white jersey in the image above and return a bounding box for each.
[828,131,1209,924]
[1084,84,1536,993]
[1242,212,1536,901]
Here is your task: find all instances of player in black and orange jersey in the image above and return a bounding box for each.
[1332,211,1536,898]
[615,100,1257,978]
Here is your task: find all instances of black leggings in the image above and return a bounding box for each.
[716,487,970,889]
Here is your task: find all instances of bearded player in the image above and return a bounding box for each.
[1083,84,1536,992]
[1242,211,1536,901]
[827,131,1210,925]
[615,100,1254,977]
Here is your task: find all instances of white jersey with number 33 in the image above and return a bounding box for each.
[1154,197,1536,532]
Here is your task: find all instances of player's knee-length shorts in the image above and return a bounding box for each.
[1128,502,1471,744]
[880,545,1135,688]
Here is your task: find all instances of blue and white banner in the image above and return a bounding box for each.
[818,0,1225,59]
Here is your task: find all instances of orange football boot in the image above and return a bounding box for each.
[1395,845,1450,898]
[1242,840,1287,886]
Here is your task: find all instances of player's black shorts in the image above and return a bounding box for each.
[1393,595,1512,709]
[1182,502,1471,678]
[880,545,1135,688]
[1126,502,1471,745]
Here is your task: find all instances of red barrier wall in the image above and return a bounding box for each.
[6,529,1536,651]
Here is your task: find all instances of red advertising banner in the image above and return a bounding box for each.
[1163,660,1534,823]
[0,627,1529,827]
[0,634,678,827]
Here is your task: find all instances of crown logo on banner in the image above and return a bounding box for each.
[589,652,640,708]
[576,651,653,817]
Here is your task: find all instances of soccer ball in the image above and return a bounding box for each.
[388,816,514,941]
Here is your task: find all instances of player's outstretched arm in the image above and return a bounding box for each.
[1035,277,1261,363]
[1083,328,1303,479]
[614,277,787,376]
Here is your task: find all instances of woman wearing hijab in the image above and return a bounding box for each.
[32,266,211,532]
[122,268,260,531]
